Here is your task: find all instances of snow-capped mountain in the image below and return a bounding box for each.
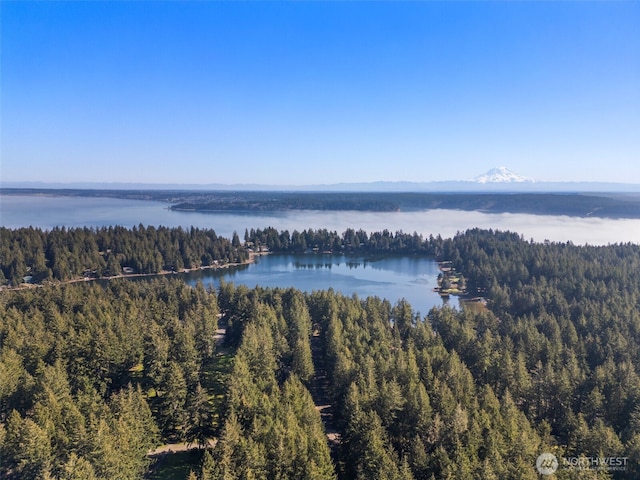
[470,167,535,184]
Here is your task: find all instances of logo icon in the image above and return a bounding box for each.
[536,453,559,475]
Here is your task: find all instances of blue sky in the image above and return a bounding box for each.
[2,1,639,185]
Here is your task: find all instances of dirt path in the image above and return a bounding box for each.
[310,330,341,447]
[147,439,216,457]
[147,318,227,458]
[148,314,343,461]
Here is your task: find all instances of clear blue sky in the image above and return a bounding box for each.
[2,1,639,185]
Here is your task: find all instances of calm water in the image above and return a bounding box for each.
[181,254,453,315]
[2,193,640,245]
[4,193,639,312]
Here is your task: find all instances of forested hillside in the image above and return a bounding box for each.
[1,228,640,478]
[0,225,248,286]
[6,189,640,218]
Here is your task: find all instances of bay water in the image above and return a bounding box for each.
[3,193,640,313]
[2,194,639,245]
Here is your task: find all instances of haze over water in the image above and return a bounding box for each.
[3,193,639,314]
[2,194,640,246]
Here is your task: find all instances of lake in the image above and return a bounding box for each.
[180,254,454,315]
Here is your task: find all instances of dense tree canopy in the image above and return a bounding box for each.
[2,227,640,478]
[0,279,218,479]
[0,225,248,286]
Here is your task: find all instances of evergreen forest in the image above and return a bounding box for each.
[1,226,640,479]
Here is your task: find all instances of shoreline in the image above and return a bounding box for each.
[0,251,268,292]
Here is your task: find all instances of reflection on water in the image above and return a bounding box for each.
[183,254,457,316]
[5,194,638,314]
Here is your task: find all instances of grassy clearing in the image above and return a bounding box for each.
[147,450,203,480]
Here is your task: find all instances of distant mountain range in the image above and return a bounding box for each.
[2,168,640,192]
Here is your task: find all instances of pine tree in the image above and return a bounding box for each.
[292,337,315,384]
[59,453,98,480]
[200,449,219,480]
[159,361,188,440]
[2,410,53,480]
[186,382,214,449]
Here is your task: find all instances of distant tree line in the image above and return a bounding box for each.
[172,192,402,212]
[166,191,640,218]
[6,189,640,217]
[0,225,248,286]
[0,225,448,288]
[245,227,439,255]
